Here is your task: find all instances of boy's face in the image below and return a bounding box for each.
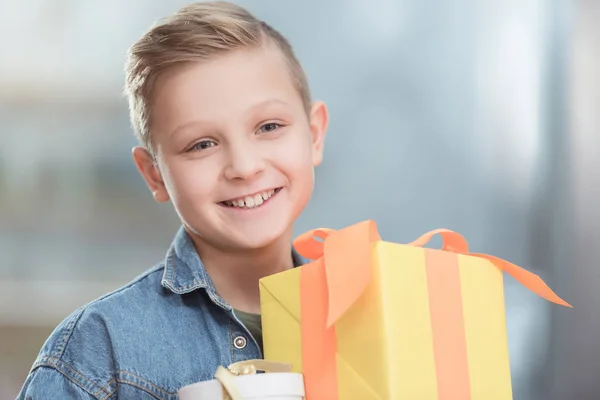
[133,44,328,252]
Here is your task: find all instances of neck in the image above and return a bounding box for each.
[188,230,295,314]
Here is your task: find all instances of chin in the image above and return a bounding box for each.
[232,228,288,251]
[185,197,299,250]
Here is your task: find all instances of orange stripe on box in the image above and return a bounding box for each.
[424,249,471,400]
[300,258,339,400]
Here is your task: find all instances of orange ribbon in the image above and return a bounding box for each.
[295,220,571,400]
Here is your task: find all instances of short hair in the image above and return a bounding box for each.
[124,1,311,155]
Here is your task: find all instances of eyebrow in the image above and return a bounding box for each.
[250,98,291,110]
[168,98,291,138]
[168,120,210,138]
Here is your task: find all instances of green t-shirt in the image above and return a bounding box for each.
[234,309,263,354]
[233,252,304,355]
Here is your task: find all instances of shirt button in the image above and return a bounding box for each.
[233,335,247,349]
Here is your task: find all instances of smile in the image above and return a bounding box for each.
[219,187,282,210]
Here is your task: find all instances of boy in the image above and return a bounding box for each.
[17,1,328,399]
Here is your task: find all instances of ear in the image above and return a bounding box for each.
[132,147,170,203]
[308,101,329,166]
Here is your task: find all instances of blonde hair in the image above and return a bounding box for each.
[124,1,311,155]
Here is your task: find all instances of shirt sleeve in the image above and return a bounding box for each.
[16,366,105,400]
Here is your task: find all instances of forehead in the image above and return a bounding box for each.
[150,44,302,135]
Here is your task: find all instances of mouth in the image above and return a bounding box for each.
[218,187,282,210]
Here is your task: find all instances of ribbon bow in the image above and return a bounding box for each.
[214,360,292,400]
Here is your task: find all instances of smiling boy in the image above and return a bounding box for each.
[17,2,328,399]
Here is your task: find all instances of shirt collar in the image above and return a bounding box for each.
[161,226,308,295]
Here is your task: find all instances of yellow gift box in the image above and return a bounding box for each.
[259,220,570,400]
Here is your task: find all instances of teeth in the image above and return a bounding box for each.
[224,188,278,209]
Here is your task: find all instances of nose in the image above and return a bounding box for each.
[223,141,266,181]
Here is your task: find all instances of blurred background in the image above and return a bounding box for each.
[0,0,597,398]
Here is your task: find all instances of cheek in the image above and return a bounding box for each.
[163,162,218,206]
[278,129,314,164]
[275,135,315,185]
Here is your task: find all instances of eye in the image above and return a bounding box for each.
[258,122,282,134]
[190,139,217,152]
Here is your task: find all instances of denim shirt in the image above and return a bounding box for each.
[17,227,306,400]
